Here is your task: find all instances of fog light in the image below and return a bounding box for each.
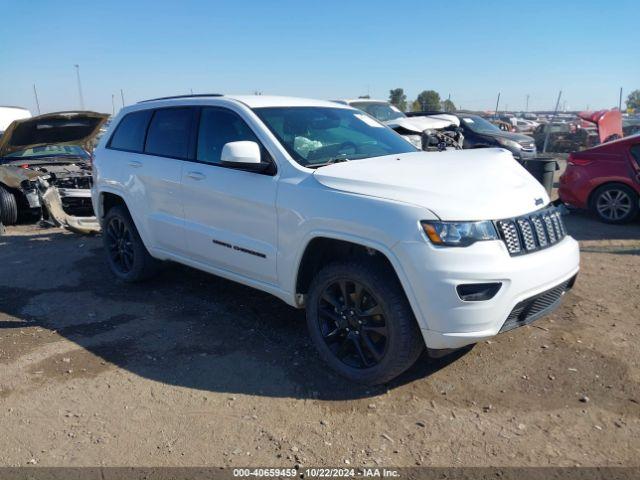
[456,282,502,301]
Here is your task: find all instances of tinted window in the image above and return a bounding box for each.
[109,110,152,152]
[145,108,195,159]
[631,144,640,168]
[197,108,260,164]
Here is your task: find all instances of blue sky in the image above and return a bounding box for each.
[1,0,638,114]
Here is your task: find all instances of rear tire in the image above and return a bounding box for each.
[0,185,18,225]
[306,260,424,385]
[591,184,638,224]
[103,205,160,282]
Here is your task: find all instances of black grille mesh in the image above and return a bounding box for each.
[496,208,566,256]
[500,275,576,333]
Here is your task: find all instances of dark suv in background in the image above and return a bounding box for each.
[408,112,537,161]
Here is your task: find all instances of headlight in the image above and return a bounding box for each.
[421,220,499,247]
[496,137,522,150]
[403,134,423,149]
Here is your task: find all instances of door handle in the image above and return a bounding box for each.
[128,160,142,168]
[187,171,205,181]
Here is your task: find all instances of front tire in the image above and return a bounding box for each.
[103,205,160,282]
[591,184,638,224]
[0,185,18,225]
[306,261,424,385]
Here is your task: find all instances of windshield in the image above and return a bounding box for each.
[254,107,417,167]
[350,102,405,122]
[460,115,502,134]
[3,144,89,160]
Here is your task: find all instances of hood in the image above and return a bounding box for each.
[0,111,109,157]
[486,129,534,144]
[313,149,549,221]
[578,109,623,143]
[385,115,455,133]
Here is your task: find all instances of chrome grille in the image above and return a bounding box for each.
[543,214,557,243]
[496,207,567,256]
[497,220,522,254]
[531,216,548,247]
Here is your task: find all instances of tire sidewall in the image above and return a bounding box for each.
[591,184,639,224]
[102,206,149,282]
[306,262,416,384]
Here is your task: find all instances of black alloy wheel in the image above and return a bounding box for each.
[592,184,639,224]
[317,278,389,369]
[105,216,135,274]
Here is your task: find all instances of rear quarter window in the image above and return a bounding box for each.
[108,110,152,152]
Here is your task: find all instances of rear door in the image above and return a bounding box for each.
[109,107,195,255]
[181,107,279,284]
[139,107,197,254]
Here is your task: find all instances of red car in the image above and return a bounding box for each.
[559,134,640,223]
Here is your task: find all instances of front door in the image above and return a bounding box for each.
[181,107,278,284]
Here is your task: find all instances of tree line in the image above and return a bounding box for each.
[387,88,640,114]
[388,88,456,113]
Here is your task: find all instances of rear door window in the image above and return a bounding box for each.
[108,110,152,152]
[145,108,195,159]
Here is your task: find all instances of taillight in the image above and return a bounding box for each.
[567,154,592,166]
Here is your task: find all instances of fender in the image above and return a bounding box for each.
[96,186,155,253]
[289,229,426,328]
[588,177,640,205]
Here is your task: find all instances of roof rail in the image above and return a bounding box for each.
[137,93,223,103]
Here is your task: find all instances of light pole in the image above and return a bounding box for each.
[33,84,41,114]
[74,64,85,110]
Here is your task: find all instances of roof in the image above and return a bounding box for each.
[227,95,350,109]
[135,94,351,110]
[338,99,389,105]
[0,106,31,111]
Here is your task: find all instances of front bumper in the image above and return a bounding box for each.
[393,235,580,349]
[40,186,100,234]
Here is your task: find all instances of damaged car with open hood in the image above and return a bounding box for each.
[334,99,464,151]
[0,111,108,233]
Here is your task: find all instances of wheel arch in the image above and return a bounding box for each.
[292,233,422,322]
[97,189,154,251]
[587,179,639,209]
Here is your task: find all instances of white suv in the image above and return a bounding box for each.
[92,94,580,384]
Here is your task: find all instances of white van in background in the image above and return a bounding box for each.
[0,106,32,137]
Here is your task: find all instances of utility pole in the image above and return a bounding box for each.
[120,89,125,107]
[74,64,85,110]
[525,94,530,113]
[111,94,115,115]
[33,84,41,114]
[543,90,562,154]
[494,92,501,119]
[619,87,623,111]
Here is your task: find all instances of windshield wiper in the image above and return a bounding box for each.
[308,157,350,169]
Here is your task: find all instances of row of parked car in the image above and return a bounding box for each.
[0,97,638,237]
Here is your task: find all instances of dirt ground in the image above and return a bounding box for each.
[0,209,639,468]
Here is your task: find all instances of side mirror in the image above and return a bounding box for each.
[221,141,261,165]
